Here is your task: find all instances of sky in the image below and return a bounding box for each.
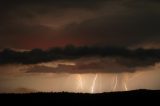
[0,0,160,49]
[0,0,160,93]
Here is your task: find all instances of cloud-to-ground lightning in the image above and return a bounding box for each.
[111,73,129,91]
[78,74,83,89]
[111,74,115,91]
[123,73,128,91]
[122,72,145,92]
[123,72,144,91]
[124,82,128,91]
[91,74,98,93]
[112,74,118,91]
[76,74,83,92]
[100,74,102,92]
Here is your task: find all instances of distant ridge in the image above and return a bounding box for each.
[1,89,160,96]
[0,89,159,104]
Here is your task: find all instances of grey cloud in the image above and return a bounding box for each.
[1,46,160,67]
[0,0,160,49]
[26,56,157,73]
[62,3,160,47]
[26,58,136,74]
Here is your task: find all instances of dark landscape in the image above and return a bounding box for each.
[0,89,160,104]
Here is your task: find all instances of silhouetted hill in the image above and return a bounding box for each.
[0,89,160,105]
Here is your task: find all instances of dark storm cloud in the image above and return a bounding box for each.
[0,0,105,17]
[0,0,160,49]
[62,0,160,47]
[1,46,160,73]
[25,54,158,73]
[0,0,107,6]
[0,0,107,49]
[26,59,135,73]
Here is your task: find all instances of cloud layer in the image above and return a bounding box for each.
[26,57,135,73]
[0,0,160,49]
[1,46,160,73]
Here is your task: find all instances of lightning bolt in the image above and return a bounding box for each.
[91,74,98,93]
[100,74,102,92]
[123,73,128,91]
[111,74,115,91]
[112,74,118,91]
[123,72,144,91]
[76,74,83,91]
[124,82,128,91]
[78,74,83,90]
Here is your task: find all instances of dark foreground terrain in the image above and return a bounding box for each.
[0,89,160,104]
